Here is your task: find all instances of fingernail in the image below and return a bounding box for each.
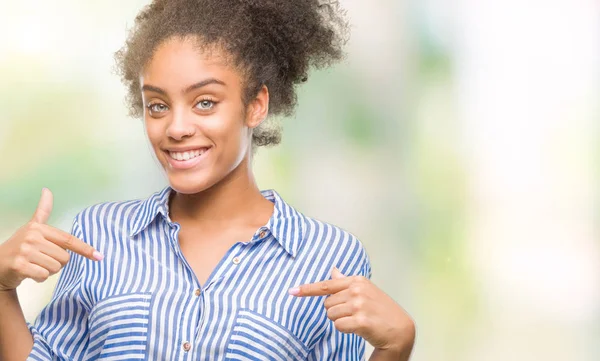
[93,251,104,261]
[288,287,300,296]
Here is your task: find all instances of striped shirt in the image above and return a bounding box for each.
[28,187,372,361]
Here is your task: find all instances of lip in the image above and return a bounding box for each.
[164,147,211,170]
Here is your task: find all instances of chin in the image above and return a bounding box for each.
[167,172,219,195]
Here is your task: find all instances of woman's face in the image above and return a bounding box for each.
[140,36,268,194]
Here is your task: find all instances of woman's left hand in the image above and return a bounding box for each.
[289,268,415,360]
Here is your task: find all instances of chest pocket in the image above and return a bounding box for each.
[225,309,309,361]
[85,293,152,360]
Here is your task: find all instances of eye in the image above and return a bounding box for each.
[147,102,169,115]
[195,99,215,110]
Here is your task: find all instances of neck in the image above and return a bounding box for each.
[168,156,272,227]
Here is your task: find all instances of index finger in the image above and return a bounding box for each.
[39,224,103,261]
[290,277,354,297]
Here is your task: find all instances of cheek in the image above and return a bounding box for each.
[223,120,250,157]
[204,110,248,147]
[144,119,163,145]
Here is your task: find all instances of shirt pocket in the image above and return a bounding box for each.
[225,309,309,361]
[85,293,152,361]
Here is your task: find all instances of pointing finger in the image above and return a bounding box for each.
[39,224,103,261]
[36,239,71,266]
[289,277,353,297]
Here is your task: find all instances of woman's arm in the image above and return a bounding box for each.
[0,290,33,360]
[369,346,414,361]
[0,189,101,360]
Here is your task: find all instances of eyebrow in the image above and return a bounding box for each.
[141,78,226,96]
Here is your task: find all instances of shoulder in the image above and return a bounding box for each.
[73,191,168,246]
[73,187,169,229]
[299,214,372,278]
[74,199,142,230]
[301,215,365,255]
[268,190,372,278]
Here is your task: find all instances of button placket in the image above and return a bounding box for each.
[181,294,200,357]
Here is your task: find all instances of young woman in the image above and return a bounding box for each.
[0,0,415,360]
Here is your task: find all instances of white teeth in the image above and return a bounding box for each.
[169,149,206,161]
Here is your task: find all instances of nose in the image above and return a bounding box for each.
[166,108,196,141]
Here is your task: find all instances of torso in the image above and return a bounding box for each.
[34,190,369,360]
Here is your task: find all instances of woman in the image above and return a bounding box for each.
[0,0,415,360]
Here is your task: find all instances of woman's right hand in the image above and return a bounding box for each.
[0,188,103,292]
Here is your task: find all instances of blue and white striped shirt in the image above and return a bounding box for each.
[28,187,372,360]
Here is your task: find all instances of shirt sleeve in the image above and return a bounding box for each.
[27,218,90,361]
[307,250,372,361]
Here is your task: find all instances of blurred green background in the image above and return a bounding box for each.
[1,0,598,360]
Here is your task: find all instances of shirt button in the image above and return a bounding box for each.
[232,256,241,265]
[194,288,201,297]
[259,230,267,238]
[182,341,191,352]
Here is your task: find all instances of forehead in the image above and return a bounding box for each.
[140,36,239,88]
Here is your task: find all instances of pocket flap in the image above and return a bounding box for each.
[226,309,309,361]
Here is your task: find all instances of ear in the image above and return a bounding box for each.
[245,85,269,129]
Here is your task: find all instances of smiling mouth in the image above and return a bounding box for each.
[167,148,210,161]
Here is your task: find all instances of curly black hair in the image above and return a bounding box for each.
[114,0,349,147]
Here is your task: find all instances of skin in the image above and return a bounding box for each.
[140,38,275,286]
[0,189,102,360]
[291,268,416,361]
[0,36,415,361]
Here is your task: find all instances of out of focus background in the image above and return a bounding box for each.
[1,0,598,360]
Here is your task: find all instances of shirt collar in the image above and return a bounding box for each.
[260,189,305,257]
[129,187,172,238]
[129,187,305,257]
